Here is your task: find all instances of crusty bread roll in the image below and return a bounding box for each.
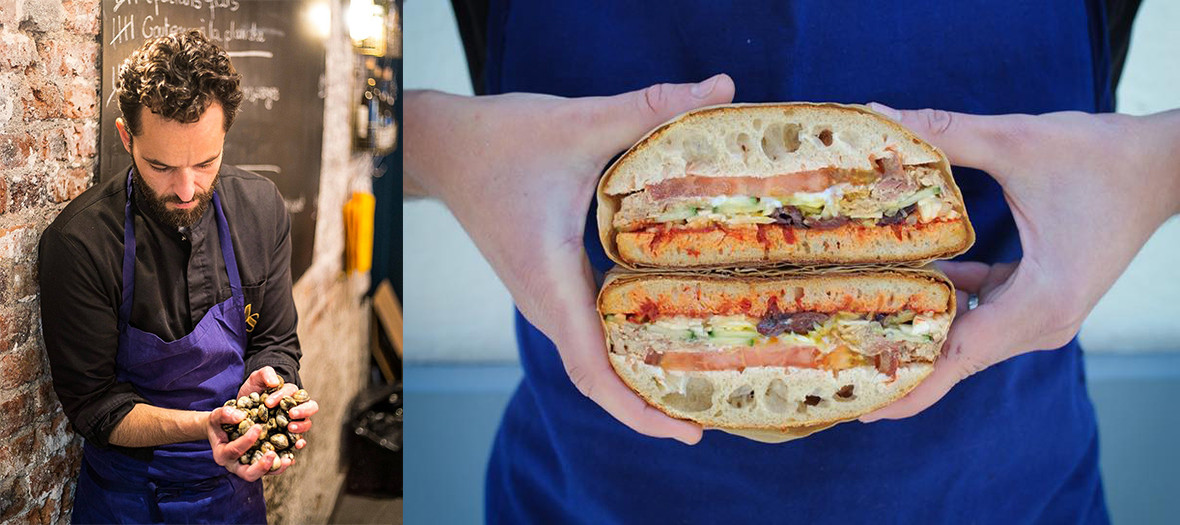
[597,267,955,431]
[596,103,976,269]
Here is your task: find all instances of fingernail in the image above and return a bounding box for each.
[691,75,720,98]
[868,102,902,121]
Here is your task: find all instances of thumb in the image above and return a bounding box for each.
[212,406,246,426]
[867,102,1014,176]
[595,74,736,153]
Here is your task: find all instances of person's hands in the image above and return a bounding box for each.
[236,365,285,399]
[405,75,737,444]
[206,406,276,481]
[230,366,316,472]
[240,366,319,438]
[861,104,1180,422]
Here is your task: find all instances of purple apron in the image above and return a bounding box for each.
[71,169,267,524]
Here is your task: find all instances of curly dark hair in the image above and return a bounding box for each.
[117,29,243,136]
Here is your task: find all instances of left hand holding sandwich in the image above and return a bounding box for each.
[405,75,737,444]
[861,104,1180,422]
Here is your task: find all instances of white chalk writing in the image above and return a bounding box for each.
[241,86,280,110]
[282,196,306,214]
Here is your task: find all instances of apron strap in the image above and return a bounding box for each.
[212,191,243,300]
[118,168,245,328]
[119,169,136,329]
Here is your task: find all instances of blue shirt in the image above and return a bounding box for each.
[486,1,1112,522]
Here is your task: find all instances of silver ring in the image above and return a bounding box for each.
[967,294,979,311]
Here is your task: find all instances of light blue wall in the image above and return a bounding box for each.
[404,355,1180,524]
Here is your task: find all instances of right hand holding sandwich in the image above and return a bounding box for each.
[405,75,737,444]
[861,105,1180,422]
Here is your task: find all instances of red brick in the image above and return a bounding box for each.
[0,31,35,70]
[0,224,34,260]
[68,121,96,159]
[30,452,74,498]
[0,431,34,478]
[0,132,34,169]
[23,495,55,525]
[0,0,19,27]
[0,262,39,307]
[0,475,29,522]
[36,128,68,163]
[37,379,56,409]
[49,166,90,203]
[33,37,96,78]
[0,88,14,127]
[62,0,100,35]
[18,0,65,33]
[22,80,63,120]
[34,39,66,77]
[0,310,13,353]
[0,345,41,390]
[32,383,69,435]
[62,38,97,77]
[60,481,73,514]
[61,78,95,119]
[3,175,45,214]
[48,410,69,437]
[0,392,33,440]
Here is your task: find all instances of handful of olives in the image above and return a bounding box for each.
[221,377,311,471]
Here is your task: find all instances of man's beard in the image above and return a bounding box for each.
[133,166,220,229]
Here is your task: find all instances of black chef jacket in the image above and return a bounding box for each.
[39,163,302,448]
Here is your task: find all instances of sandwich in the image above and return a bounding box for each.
[597,267,955,432]
[597,103,975,268]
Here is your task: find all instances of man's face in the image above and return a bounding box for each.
[117,102,227,229]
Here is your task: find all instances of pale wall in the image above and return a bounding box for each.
[403,0,1180,361]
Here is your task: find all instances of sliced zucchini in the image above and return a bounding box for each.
[893,186,941,210]
[712,196,761,215]
[654,204,699,223]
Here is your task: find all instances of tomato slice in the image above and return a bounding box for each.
[645,172,833,201]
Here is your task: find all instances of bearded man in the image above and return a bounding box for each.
[39,29,318,523]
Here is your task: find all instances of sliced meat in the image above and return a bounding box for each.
[840,323,904,357]
[871,149,905,178]
[871,173,918,203]
[874,351,900,377]
[867,149,918,203]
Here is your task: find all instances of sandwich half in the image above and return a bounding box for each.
[598,267,955,431]
[597,103,975,269]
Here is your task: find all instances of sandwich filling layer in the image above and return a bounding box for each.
[612,153,961,232]
[604,305,949,378]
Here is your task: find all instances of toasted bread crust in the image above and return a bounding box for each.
[615,219,970,269]
[598,269,954,317]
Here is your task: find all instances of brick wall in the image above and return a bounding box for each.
[0,0,372,523]
[0,0,100,522]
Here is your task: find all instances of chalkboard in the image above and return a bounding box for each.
[100,0,328,281]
